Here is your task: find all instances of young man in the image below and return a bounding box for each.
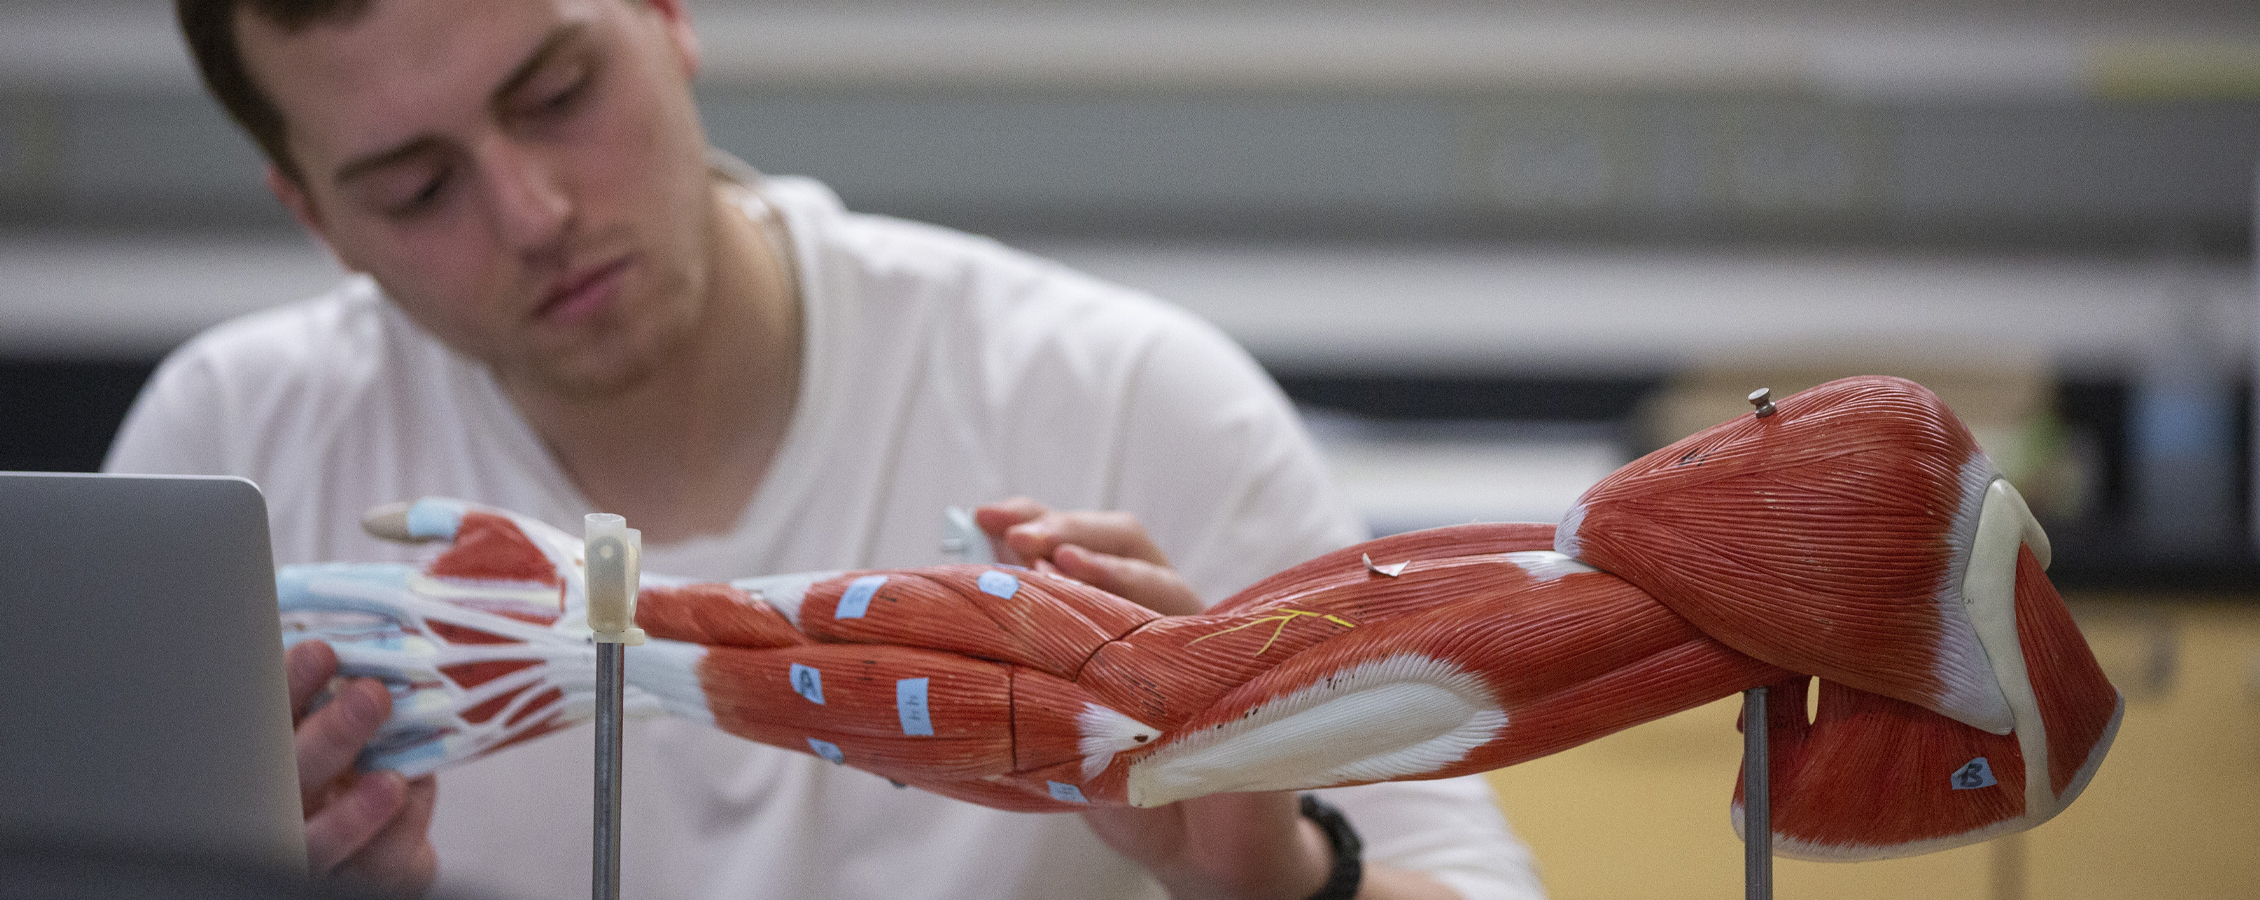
[114,0,1544,897]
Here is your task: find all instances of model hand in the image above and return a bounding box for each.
[288,639,438,895]
[278,498,654,775]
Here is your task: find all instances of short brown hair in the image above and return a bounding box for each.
[175,0,373,185]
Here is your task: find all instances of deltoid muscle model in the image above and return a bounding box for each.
[281,376,2121,861]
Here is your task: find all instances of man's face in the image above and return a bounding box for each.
[241,0,717,397]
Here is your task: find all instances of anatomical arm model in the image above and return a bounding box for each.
[280,376,2119,862]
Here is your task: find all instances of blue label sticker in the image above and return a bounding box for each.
[790,663,825,704]
[405,501,465,541]
[837,575,888,619]
[806,738,845,765]
[364,733,449,773]
[896,677,934,736]
[1047,781,1088,804]
[977,570,1020,600]
[1951,757,1998,790]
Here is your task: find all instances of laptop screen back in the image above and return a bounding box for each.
[0,472,304,872]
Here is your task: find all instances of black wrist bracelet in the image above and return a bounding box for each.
[1298,793,1363,900]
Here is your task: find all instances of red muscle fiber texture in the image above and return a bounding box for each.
[1564,377,1996,725]
[398,376,2116,858]
[427,512,561,586]
[636,584,805,648]
[2012,546,2118,797]
[1734,676,2028,857]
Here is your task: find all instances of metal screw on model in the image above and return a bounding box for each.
[585,514,646,900]
[1742,387,1775,899]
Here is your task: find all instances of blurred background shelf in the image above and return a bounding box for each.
[4,1,2259,243]
[8,234,2250,587]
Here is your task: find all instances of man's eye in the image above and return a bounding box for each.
[542,77,587,112]
[385,171,451,218]
[527,65,594,119]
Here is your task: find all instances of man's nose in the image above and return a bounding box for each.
[475,137,571,258]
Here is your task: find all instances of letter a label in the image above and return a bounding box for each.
[790,663,825,705]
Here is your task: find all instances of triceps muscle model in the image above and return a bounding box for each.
[280,376,2119,861]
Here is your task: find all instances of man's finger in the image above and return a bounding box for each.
[1053,544,1202,615]
[999,511,1167,566]
[973,498,1048,565]
[304,769,408,876]
[999,518,1060,565]
[285,640,340,719]
[334,774,439,896]
[296,678,390,808]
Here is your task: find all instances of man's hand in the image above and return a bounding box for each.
[975,499,1458,900]
[1082,792,1333,900]
[974,497,1202,615]
[286,641,438,896]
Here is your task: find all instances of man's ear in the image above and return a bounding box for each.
[265,163,349,269]
[643,0,701,78]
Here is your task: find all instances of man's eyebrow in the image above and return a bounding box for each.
[328,22,589,188]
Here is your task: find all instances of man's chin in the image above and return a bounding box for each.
[509,351,664,403]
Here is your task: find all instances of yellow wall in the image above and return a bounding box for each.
[1484,598,2260,899]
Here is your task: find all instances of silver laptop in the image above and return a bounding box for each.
[0,472,305,873]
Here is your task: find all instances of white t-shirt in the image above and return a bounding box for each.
[107,177,1543,900]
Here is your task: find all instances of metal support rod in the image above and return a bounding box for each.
[594,642,626,900]
[1990,831,2027,900]
[585,513,641,900]
[1743,686,1772,900]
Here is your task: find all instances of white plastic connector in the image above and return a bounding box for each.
[942,506,995,564]
[585,513,646,645]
